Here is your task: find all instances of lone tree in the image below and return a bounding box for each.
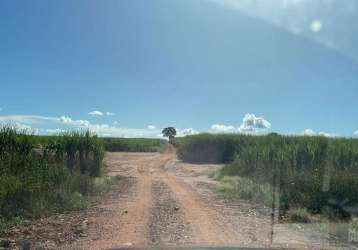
[162,127,176,143]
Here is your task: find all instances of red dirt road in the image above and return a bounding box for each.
[66,151,244,249]
[62,151,341,249]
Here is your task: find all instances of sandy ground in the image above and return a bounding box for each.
[4,151,352,249]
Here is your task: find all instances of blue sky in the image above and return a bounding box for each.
[0,0,357,138]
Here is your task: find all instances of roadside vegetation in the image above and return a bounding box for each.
[175,133,358,222]
[0,126,111,234]
[102,137,167,152]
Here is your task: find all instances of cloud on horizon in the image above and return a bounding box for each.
[177,128,199,137]
[0,114,197,138]
[0,114,348,138]
[303,128,316,136]
[210,124,236,133]
[210,113,271,134]
[0,114,159,137]
[353,130,358,137]
[303,128,337,137]
[238,113,271,133]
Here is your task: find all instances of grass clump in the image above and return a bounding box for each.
[217,176,273,205]
[92,176,122,195]
[284,207,314,223]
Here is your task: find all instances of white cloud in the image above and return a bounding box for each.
[303,129,337,137]
[60,116,90,127]
[45,128,67,134]
[209,114,271,135]
[310,20,322,32]
[147,125,156,130]
[210,124,236,133]
[177,128,199,137]
[88,111,115,116]
[113,121,119,125]
[353,130,358,137]
[303,128,316,136]
[238,113,271,133]
[7,122,39,135]
[59,116,73,123]
[13,122,33,131]
[88,111,104,116]
[318,131,331,137]
[0,115,58,124]
[0,114,165,138]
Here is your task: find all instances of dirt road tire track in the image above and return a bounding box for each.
[64,153,159,249]
[148,180,191,245]
[156,158,241,246]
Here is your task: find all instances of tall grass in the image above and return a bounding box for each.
[174,133,241,163]
[43,131,104,176]
[102,137,167,152]
[0,126,105,232]
[175,133,358,219]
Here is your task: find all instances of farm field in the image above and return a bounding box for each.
[175,133,358,222]
[5,150,350,249]
[0,127,166,248]
[102,137,167,152]
[1,129,358,249]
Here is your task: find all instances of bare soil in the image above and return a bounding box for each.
[3,151,351,249]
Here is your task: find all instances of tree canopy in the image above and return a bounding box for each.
[162,127,177,142]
